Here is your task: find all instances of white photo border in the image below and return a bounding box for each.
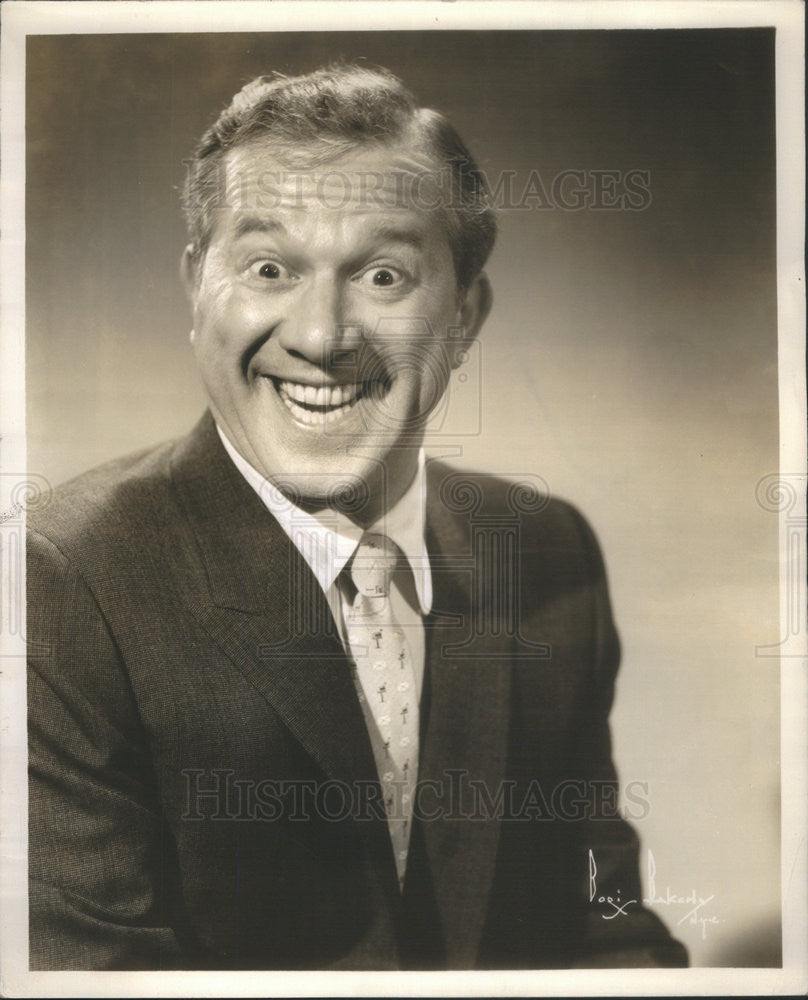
[1,2,805,996]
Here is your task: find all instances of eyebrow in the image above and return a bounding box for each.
[363,224,425,252]
[231,216,287,241]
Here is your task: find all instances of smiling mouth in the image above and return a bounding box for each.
[268,377,388,426]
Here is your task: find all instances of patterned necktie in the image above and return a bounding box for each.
[346,533,419,886]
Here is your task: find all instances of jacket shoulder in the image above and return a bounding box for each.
[426,459,601,555]
[27,437,180,570]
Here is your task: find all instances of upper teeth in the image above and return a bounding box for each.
[278,380,360,408]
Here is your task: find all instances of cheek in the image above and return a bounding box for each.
[193,284,270,357]
[191,313,231,376]
[391,342,453,415]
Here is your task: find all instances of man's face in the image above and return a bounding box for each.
[183,139,490,521]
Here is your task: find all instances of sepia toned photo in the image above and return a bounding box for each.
[1,2,805,996]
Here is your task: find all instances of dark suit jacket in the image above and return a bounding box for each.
[27,412,687,970]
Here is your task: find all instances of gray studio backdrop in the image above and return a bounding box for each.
[26,29,779,966]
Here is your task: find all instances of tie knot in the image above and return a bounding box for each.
[349,533,398,599]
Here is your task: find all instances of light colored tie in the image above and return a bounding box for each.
[346,533,419,886]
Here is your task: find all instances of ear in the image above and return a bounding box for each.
[451,271,493,369]
[180,244,201,305]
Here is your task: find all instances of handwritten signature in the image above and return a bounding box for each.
[588,849,638,919]
[589,848,722,939]
[644,849,721,940]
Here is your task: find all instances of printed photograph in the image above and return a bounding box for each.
[1,5,803,993]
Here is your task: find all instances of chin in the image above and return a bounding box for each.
[284,454,410,523]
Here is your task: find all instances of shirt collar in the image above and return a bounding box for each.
[216,426,432,615]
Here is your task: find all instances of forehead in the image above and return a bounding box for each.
[214,139,450,244]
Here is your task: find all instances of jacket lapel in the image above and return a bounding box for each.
[420,464,512,968]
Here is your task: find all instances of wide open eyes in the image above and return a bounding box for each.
[354,265,409,290]
[244,259,412,292]
[249,259,296,281]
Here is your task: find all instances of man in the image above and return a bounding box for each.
[27,64,687,970]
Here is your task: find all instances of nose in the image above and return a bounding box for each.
[276,275,360,369]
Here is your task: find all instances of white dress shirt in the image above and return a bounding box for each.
[216,426,432,700]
